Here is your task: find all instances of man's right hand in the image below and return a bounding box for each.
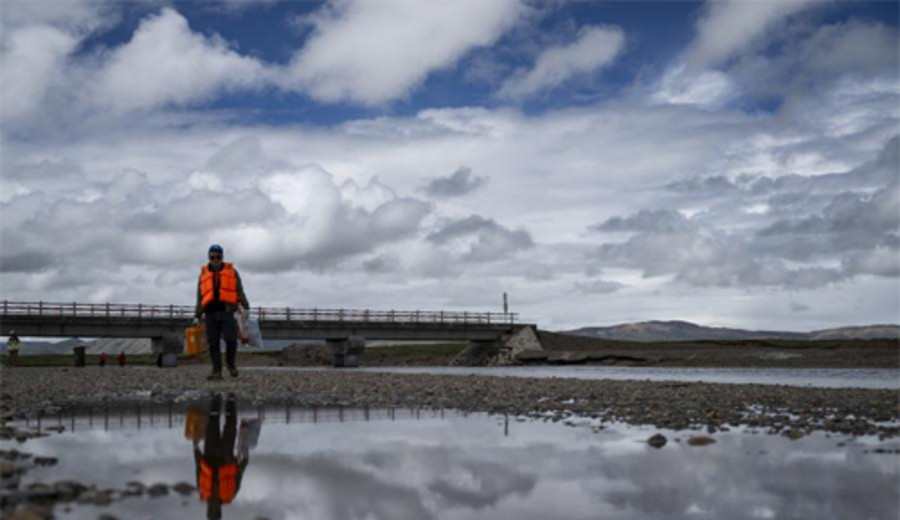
[192,318,200,327]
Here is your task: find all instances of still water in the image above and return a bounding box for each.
[5,395,898,520]
[250,366,900,389]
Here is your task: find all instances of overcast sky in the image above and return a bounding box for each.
[1,0,897,331]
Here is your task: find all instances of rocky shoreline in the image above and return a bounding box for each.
[3,366,898,437]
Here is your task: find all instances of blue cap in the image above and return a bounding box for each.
[209,244,223,253]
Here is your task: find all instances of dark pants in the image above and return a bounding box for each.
[206,311,237,373]
[205,394,237,460]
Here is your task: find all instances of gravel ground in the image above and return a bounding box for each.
[2,365,898,438]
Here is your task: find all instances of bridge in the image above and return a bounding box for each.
[1,300,530,366]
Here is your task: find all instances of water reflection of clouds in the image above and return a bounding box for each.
[5,409,898,520]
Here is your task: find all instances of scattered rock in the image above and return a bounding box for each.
[147,483,169,497]
[52,480,86,501]
[687,436,716,446]
[647,433,667,448]
[172,482,195,496]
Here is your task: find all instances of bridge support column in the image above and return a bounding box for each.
[151,332,184,368]
[327,335,366,368]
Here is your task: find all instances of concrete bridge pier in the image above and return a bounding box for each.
[328,335,366,367]
[151,332,184,367]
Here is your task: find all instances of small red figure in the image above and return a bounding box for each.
[118,351,126,367]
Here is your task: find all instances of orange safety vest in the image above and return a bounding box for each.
[200,263,238,308]
[199,460,238,503]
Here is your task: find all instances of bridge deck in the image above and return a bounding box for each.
[1,301,526,341]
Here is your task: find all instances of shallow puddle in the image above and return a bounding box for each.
[3,395,898,520]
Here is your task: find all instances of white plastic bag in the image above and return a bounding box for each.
[245,316,264,348]
[235,309,251,345]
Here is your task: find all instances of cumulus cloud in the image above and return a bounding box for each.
[0,25,78,122]
[427,215,533,263]
[498,25,625,100]
[282,0,525,104]
[0,139,433,278]
[591,136,900,290]
[91,8,268,113]
[420,167,488,199]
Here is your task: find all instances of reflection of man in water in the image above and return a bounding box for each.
[194,393,249,520]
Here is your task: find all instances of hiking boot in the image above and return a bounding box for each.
[227,365,239,378]
[207,372,223,381]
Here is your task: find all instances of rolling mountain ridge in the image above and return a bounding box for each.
[560,321,900,342]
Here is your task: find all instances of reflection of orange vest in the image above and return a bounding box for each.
[199,460,238,503]
[200,263,238,308]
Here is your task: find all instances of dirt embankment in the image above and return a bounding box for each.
[179,335,900,369]
[533,331,900,368]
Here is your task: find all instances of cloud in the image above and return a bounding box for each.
[0,25,78,122]
[420,166,488,199]
[573,279,625,295]
[498,25,625,100]
[0,251,55,273]
[281,0,525,105]
[728,18,899,101]
[427,215,533,263]
[590,136,899,290]
[684,0,821,68]
[650,64,736,108]
[91,8,268,113]
[590,210,695,234]
[0,139,433,277]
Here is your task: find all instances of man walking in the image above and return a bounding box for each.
[194,244,250,381]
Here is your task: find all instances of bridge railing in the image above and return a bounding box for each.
[1,300,518,325]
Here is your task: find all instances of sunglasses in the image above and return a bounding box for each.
[209,255,223,260]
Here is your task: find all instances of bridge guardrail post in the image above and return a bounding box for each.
[260,307,266,322]
[72,302,76,317]
[313,308,318,322]
[440,310,443,324]
[286,307,291,321]
[106,303,110,318]
[138,304,142,320]
[463,311,467,323]
[169,304,173,319]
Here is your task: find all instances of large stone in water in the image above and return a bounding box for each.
[647,433,667,448]
[687,436,716,446]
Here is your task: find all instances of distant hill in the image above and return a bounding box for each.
[561,321,900,342]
